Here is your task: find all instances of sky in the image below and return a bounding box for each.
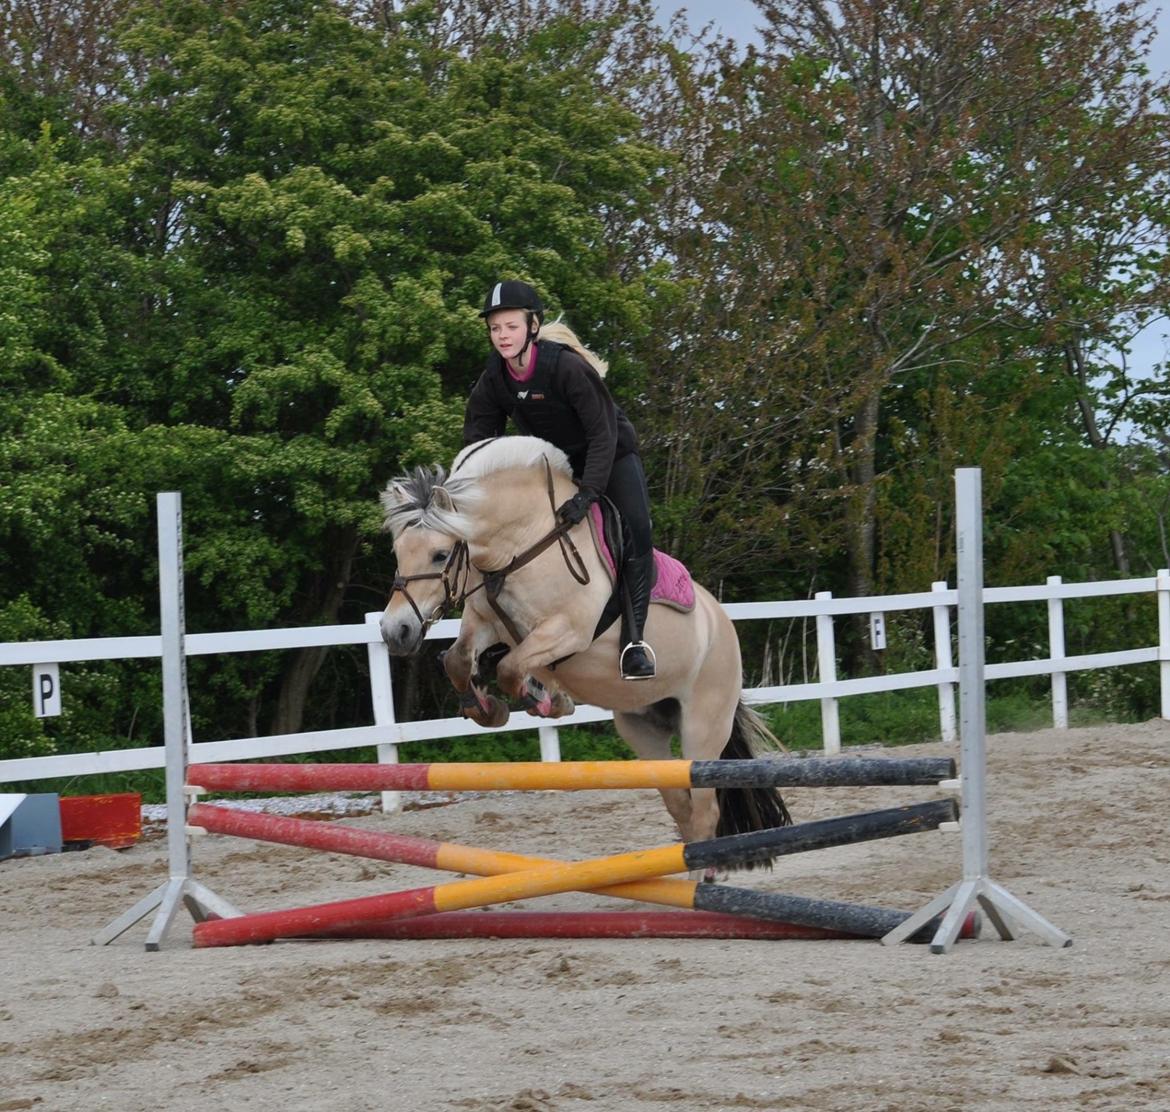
[655,1,1170,391]
[662,0,1169,69]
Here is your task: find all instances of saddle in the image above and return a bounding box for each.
[585,497,695,642]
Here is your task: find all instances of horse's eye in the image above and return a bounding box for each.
[433,551,449,565]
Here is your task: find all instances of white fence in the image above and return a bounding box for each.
[3,570,1169,791]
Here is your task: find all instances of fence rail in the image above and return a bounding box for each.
[3,571,1169,794]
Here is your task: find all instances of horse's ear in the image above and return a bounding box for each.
[431,486,455,513]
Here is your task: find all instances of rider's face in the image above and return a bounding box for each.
[487,310,533,362]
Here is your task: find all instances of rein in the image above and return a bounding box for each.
[462,457,590,645]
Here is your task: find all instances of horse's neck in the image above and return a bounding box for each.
[466,469,572,567]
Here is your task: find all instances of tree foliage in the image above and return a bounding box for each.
[2,0,1169,765]
[639,1,1170,644]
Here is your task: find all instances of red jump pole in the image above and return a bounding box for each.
[317,909,979,942]
[188,803,694,906]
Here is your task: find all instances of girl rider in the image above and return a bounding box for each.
[462,279,656,680]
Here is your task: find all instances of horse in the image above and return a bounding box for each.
[380,465,576,724]
[379,436,792,852]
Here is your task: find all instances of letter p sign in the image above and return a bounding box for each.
[33,664,61,718]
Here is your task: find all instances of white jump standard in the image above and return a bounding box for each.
[882,468,1072,953]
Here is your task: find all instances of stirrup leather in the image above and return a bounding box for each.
[619,641,656,680]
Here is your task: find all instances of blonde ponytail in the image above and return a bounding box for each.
[539,317,609,379]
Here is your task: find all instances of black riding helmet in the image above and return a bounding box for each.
[480,279,544,364]
[479,279,545,322]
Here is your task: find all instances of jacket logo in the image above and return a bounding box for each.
[532,393,545,400]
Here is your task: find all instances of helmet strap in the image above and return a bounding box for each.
[515,312,540,362]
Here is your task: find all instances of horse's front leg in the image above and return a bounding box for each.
[496,614,592,701]
[467,639,573,719]
[444,619,510,729]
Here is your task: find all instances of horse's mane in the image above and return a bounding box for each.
[382,440,573,542]
[380,465,461,539]
[435,437,573,536]
[451,436,571,481]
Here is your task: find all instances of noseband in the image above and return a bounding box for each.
[389,540,471,628]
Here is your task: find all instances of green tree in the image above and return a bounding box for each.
[644,0,1170,636]
[1,0,674,753]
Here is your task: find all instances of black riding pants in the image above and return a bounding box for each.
[601,453,652,559]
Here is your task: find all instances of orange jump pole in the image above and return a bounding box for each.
[186,756,955,794]
[189,803,976,944]
[191,799,957,947]
[188,803,693,907]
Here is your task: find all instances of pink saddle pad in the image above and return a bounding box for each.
[588,504,695,612]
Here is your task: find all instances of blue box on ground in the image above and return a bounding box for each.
[0,793,63,861]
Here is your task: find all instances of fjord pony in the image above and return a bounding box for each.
[380,465,574,724]
[380,437,790,848]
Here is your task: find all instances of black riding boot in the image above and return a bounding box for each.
[619,551,656,680]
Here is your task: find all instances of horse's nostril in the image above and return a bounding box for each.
[398,623,411,643]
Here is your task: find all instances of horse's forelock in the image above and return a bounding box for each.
[381,465,451,538]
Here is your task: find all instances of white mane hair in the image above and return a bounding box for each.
[439,438,574,535]
[380,465,472,541]
[451,436,572,481]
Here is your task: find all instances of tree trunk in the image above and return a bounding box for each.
[1068,343,1131,577]
[845,388,882,674]
[269,527,360,737]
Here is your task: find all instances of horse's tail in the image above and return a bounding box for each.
[715,700,793,842]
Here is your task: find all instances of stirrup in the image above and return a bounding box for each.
[620,641,656,680]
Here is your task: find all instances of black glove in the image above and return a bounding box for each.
[557,489,595,526]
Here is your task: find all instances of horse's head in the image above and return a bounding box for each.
[379,467,469,655]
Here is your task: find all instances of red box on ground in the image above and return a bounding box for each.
[59,793,142,849]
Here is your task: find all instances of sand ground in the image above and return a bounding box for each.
[2,720,1169,1112]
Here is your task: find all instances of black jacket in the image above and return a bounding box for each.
[462,340,640,495]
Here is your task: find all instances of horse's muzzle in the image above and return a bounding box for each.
[380,612,424,657]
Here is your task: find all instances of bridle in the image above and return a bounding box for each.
[389,539,472,630]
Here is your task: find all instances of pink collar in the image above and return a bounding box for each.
[506,343,538,383]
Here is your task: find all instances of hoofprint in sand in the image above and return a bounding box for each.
[1,721,1168,1111]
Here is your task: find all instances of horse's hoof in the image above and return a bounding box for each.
[520,681,554,717]
[482,696,510,728]
[549,692,575,718]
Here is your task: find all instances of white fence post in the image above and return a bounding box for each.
[815,592,841,754]
[365,611,401,814]
[1047,575,1068,729]
[1159,569,1170,720]
[932,580,957,743]
[538,725,562,762]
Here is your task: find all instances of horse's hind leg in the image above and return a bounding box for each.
[613,708,704,871]
[675,688,742,876]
